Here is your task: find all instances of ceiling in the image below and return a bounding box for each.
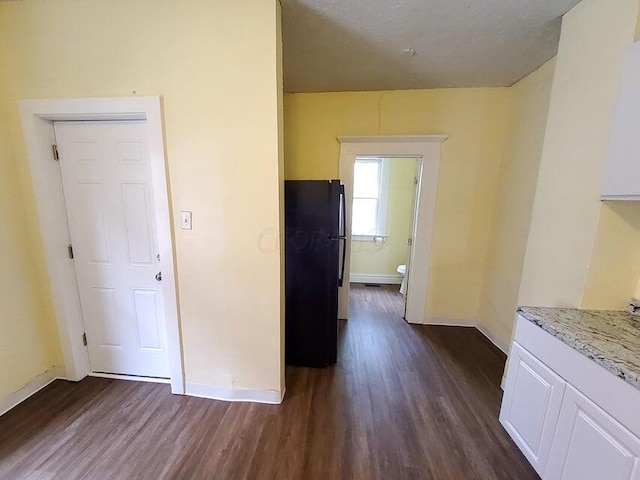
[281,0,581,93]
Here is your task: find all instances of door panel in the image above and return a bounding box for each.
[76,183,111,264]
[133,289,162,350]
[92,287,121,348]
[122,183,155,266]
[55,121,169,378]
[546,385,640,480]
[500,342,566,476]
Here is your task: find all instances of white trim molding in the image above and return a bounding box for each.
[425,317,477,327]
[350,274,403,285]
[338,135,448,144]
[185,383,284,405]
[476,324,509,354]
[338,135,447,325]
[19,97,185,395]
[0,367,66,417]
[601,194,640,201]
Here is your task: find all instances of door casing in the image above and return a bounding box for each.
[20,97,184,394]
[337,135,447,325]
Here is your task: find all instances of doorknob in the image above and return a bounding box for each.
[155,271,162,281]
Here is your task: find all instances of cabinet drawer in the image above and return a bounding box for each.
[500,342,566,477]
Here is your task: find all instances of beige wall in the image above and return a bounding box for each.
[582,203,640,308]
[350,158,416,278]
[285,88,510,321]
[581,1,640,311]
[518,0,640,310]
[476,58,556,349]
[0,100,63,400]
[0,0,284,398]
[276,1,286,396]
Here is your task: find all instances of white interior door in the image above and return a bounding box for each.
[55,121,169,378]
[402,158,421,319]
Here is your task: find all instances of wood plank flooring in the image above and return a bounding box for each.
[0,284,538,480]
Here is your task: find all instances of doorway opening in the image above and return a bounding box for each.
[349,156,420,319]
[337,135,447,325]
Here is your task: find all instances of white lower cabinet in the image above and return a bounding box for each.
[502,315,640,480]
[546,385,640,480]
[500,342,566,476]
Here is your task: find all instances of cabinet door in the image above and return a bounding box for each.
[602,42,640,199]
[500,342,566,477]
[546,385,640,480]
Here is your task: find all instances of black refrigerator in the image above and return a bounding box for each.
[285,180,346,368]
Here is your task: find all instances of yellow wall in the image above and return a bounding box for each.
[285,88,510,321]
[476,58,556,348]
[0,100,63,400]
[350,158,416,278]
[518,0,640,309]
[0,0,284,397]
[582,203,640,308]
[276,1,286,397]
[582,2,640,310]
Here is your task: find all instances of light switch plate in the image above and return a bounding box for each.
[181,211,192,230]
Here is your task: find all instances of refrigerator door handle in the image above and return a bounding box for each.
[338,237,347,287]
[338,184,347,287]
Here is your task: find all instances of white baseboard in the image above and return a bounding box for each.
[350,274,403,285]
[185,382,284,405]
[0,366,67,417]
[476,323,509,354]
[421,317,476,327]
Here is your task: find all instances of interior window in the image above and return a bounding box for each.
[352,158,388,237]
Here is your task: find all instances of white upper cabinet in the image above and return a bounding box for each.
[602,42,640,200]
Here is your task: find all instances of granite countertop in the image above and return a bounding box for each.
[517,306,640,390]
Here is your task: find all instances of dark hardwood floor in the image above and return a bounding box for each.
[0,284,538,480]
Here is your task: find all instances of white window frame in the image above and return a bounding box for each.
[352,157,391,242]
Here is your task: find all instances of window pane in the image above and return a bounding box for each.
[353,161,380,198]
[352,198,378,235]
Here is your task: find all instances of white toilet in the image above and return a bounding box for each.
[397,264,407,295]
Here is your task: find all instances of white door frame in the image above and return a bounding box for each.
[338,135,447,324]
[19,97,184,394]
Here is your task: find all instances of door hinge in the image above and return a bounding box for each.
[408,238,413,246]
[414,176,418,185]
[67,244,74,259]
[82,333,87,346]
[52,144,59,161]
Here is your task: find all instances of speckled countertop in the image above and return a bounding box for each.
[518,306,640,390]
